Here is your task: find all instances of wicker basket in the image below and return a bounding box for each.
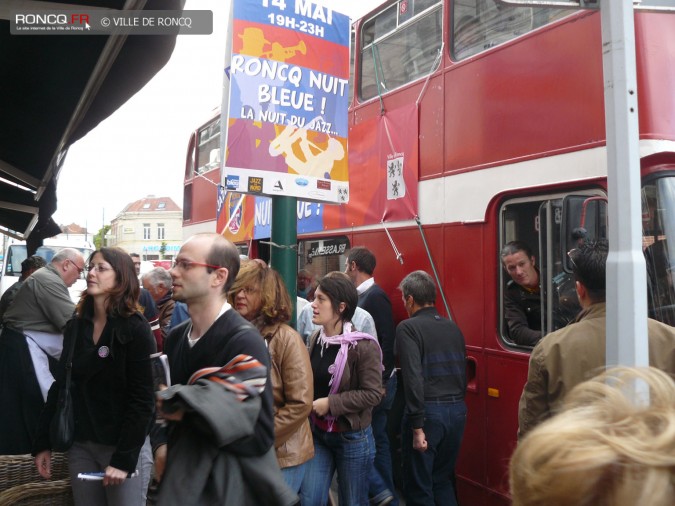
[0,453,73,505]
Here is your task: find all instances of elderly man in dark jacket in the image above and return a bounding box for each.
[142,267,177,351]
[396,270,467,506]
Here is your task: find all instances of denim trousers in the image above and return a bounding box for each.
[401,400,467,506]
[301,424,374,506]
[68,437,153,506]
[368,373,399,505]
[280,462,307,494]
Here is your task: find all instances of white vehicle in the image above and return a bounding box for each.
[0,238,95,303]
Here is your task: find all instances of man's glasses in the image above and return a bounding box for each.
[69,260,85,275]
[172,259,223,271]
[86,264,113,274]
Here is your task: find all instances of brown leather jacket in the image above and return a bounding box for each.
[261,322,314,468]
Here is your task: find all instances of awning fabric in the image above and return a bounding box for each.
[0,0,185,251]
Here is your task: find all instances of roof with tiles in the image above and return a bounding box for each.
[120,196,182,214]
[60,223,88,234]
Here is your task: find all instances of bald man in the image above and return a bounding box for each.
[152,234,295,504]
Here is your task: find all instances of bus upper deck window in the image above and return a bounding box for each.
[452,1,573,61]
[359,0,442,100]
[454,15,483,60]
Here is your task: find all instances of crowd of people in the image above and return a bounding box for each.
[0,237,468,506]
[0,233,673,505]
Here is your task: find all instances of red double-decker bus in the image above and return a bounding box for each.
[183,1,675,503]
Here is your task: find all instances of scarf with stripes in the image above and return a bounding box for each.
[188,354,267,401]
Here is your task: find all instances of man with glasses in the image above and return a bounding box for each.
[151,234,295,504]
[518,239,675,438]
[0,248,85,454]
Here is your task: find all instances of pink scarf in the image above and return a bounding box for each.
[315,322,383,431]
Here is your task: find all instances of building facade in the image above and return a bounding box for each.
[108,196,182,261]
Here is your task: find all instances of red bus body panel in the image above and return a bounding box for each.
[184,6,675,504]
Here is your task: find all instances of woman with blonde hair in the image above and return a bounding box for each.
[229,259,314,493]
[510,366,675,506]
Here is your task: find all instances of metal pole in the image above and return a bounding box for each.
[271,196,298,328]
[414,217,451,320]
[600,0,648,367]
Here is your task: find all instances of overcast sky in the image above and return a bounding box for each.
[52,0,384,233]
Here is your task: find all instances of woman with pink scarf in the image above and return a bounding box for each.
[300,272,384,505]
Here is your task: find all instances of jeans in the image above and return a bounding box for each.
[281,462,307,494]
[401,400,467,506]
[369,374,398,505]
[68,437,153,506]
[301,425,374,506]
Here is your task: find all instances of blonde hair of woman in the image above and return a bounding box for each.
[510,366,675,506]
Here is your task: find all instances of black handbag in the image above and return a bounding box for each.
[49,334,77,452]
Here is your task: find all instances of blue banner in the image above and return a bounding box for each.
[229,55,348,137]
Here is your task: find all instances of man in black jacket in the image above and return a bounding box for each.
[153,233,295,505]
[396,270,467,506]
[501,241,542,346]
[345,246,397,506]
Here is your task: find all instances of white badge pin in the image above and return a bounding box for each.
[98,346,110,358]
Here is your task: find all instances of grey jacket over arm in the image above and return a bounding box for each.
[157,381,297,506]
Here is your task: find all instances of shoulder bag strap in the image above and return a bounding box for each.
[63,330,78,387]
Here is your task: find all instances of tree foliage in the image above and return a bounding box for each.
[94,225,110,249]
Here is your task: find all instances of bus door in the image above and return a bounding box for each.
[642,176,675,326]
[490,191,605,495]
[539,195,608,335]
[500,191,606,347]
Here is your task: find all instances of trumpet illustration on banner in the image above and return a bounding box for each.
[261,40,307,62]
[239,26,306,63]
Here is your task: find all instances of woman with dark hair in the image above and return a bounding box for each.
[33,247,156,506]
[228,259,314,493]
[301,271,384,506]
